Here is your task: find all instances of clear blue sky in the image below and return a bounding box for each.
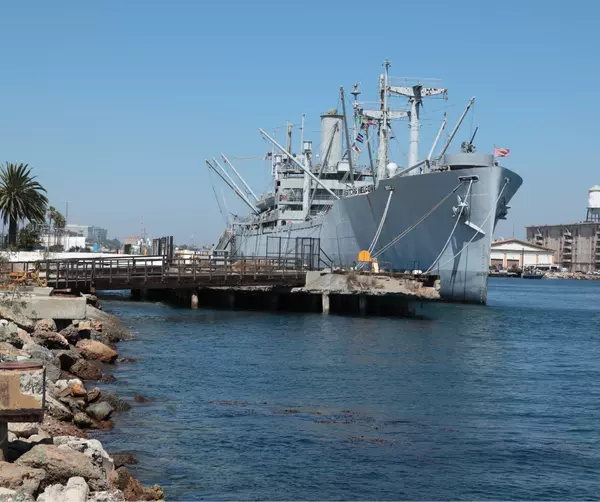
[1,0,598,244]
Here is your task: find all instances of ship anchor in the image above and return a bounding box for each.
[453,194,486,235]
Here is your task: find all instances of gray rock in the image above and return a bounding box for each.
[0,487,35,502]
[86,490,125,502]
[86,402,114,422]
[34,319,57,333]
[0,342,31,362]
[0,304,34,330]
[73,412,94,429]
[22,343,60,382]
[0,320,24,348]
[53,437,114,478]
[99,392,131,412]
[45,395,73,422]
[16,444,107,491]
[8,422,38,438]
[36,476,89,502]
[53,349,82,371]
[87,387,101,403]
[58,396,86,413]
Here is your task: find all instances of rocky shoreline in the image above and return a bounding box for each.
[0,295,164,502]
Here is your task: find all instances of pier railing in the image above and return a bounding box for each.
[3,254,310,290]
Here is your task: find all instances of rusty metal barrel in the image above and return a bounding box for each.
[0,362,46,461]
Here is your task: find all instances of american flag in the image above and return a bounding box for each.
[494,147,510,158]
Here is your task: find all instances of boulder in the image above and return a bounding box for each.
[134,394,152,403]
[70,381,87,397]
[54,350,82,371]
[99,392,131,412]
[58,395,86,413]
[59,325,82,345]
[87,490,125,502]
[87,387,101,403]
[22,343,60,382]
[8,422,39,438]
[110,453,137,469]
[54,437,114,476]
[0,304,34,331]
[36,476,89,502]
[6,433,52,463]
[41,415,88,440]
[0,341,31,362]
[16,444,107,491]
[69,360,102,381]
[0,487,35,501]
[0,319,24,348]
[32,331,69,350]
[0,461,46,495]
[34,319,57,333]
[73,412,94,429]
[46,395,73,422]
[86,402,114,422]
[76,340,118,363]
[112,468,164,501]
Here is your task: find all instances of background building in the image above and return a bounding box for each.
[65,224,88,238]
[526,186,600,272]
[490,239,556,270]
[87,226,108,244]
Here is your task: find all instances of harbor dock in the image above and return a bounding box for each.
[5,255,440,317]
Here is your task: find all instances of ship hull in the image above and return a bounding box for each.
[229,166,522,304]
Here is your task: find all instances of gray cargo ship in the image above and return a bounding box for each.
[207,61,522,303]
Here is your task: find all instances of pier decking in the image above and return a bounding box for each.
[5,255,308,291]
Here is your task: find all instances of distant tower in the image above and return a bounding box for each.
[586,185,600,222]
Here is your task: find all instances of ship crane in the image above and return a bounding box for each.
[387,83,448,169]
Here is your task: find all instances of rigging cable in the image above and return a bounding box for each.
[433,178,510,272]
[372,181,465,259]
[424,180,473,274]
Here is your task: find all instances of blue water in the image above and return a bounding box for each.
[94,279,600,500]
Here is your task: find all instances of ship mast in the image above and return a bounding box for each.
[376,60,391,186]
[339,86,355,186]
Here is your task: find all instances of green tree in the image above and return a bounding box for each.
[18,224,42,250]
[0,163,48,246]
[48,206,66,230]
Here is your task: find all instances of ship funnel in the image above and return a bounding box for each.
[320,109,343,168]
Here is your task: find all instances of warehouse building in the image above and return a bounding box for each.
[526,186,600,272]
[490,239,556,270]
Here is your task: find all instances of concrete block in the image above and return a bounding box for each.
[25,297,87,321]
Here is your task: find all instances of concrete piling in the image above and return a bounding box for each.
[322,293,330,314]
[191,294,198,309]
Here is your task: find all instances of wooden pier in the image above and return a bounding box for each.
[5,255,309,292]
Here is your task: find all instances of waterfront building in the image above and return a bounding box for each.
[526,186,600,272]
[490,238,556,270]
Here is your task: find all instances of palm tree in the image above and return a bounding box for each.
[0,163,48,246]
